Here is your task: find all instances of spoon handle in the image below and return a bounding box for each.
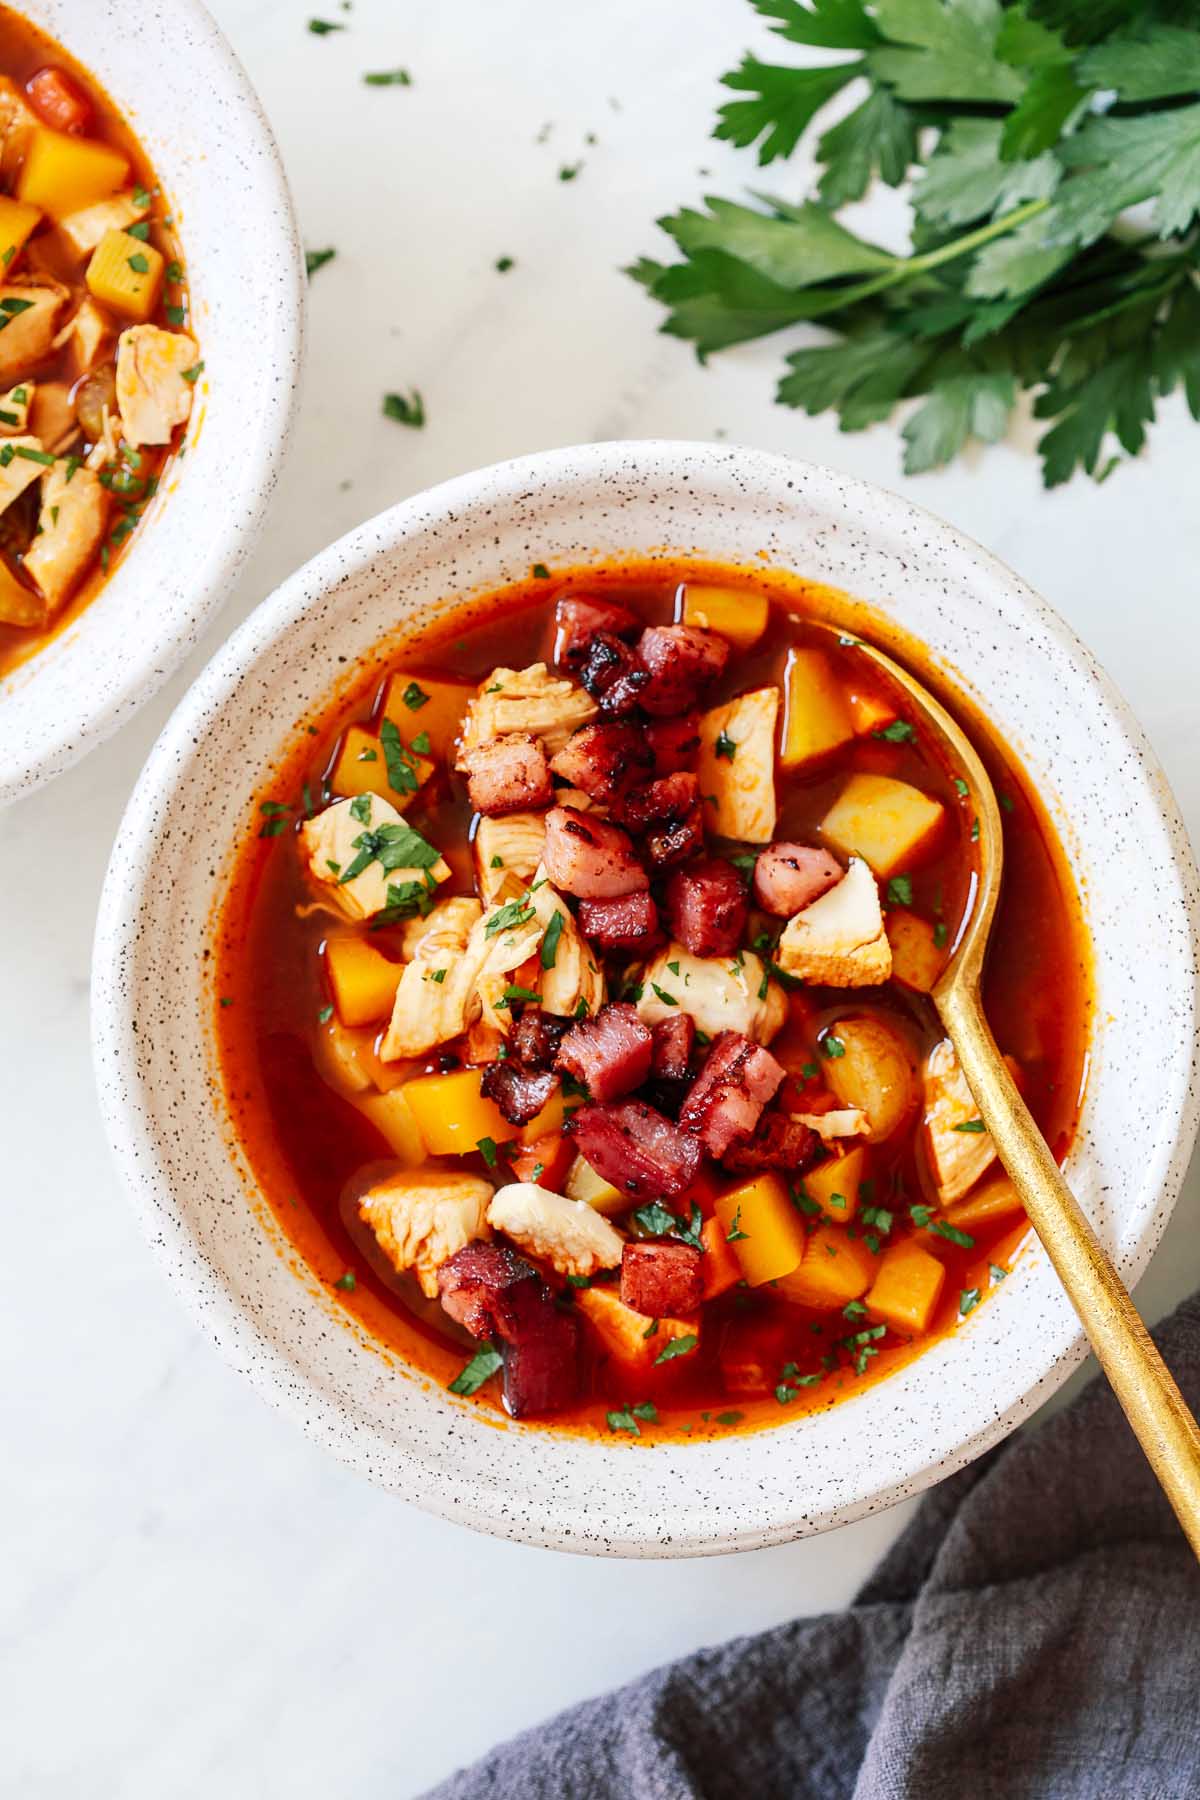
[939,985,1200,1560]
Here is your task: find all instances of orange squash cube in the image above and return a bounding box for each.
[699,1214,743,1301]
[714,1173,807,1287]
[678,581,768,650]
[403,1068,509,1156]
[328,723,434,811]
[575,1285,697,1378]
[819,773,944,878]
[846,683,896,737]
[0,194,40,272]
[324,934,404,1027]
[780,647,854,771]
[775,1225,876,1310]
[866,1240,946,1335]
[382,671,473,761]
[85,228,163,322]
[799,1145,868,1224]
[887,909,946,993]
[507,1130,574,1190]
[18,126,127,218]
[943,1170,1024,1236]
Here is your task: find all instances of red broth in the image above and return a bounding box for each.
[212,561,1091,1442]
[0,5,197,679]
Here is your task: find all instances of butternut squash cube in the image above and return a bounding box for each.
[0,195,40,273]
[324,934,405,1028]
[819,773,944,878]
[0,555,43,626]
[800,1145,868,1224]
[575,1285,696,1378]
[403,1068,510,1156]
[564,1153,627,1218]
[775,1224,875,1309]
[699,1214,743,1300]
[781,647,854,770]
[697,686,779,843]
[886,908,946,994]
[353,1087,426,1165]
[382,670,473,761]
[714,1173,807,1286]
[846,683,896,737]
[678,581,768,650]
[328,723,434,811]
[520,1084,564,1145]
[19,128,128,220]
[943,1169,1024,1236]
[866,1240,946,1335]
[85,229,164,323]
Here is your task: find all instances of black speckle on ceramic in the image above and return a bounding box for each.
[0,0,305,807]
[91,442,1200,1557]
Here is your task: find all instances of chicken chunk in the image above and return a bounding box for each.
[753,843,843,917]
[59,297,114,377]
[359,1170,493,1298]
[774,856,891,987]
[0,276,69,384]
[114,325,198,448]
[58,190,149,258]
[461,732,553,816]
[299,795,452,922]
[922,1038,999,1203]
[486,1181,624,1279]
[794,1108,869,1144]
[28,380,76,456]
[457,662,596,762]
[24,462,108,613]
[380,896,486,1060]
[397,895,482,961]
[697,686,779,844]
[636,941,787,1044]
[0,434,47,516]
[474,811,548,906]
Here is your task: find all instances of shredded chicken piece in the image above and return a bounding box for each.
[0,381,32,434]
[380,898,487,1061]
[360,1171,493,1298]
[457,662,596,762]
[922,1038,1000,1203]
[474,811,548,906]
[115,324,199,448]
[0,435,46,516]
[298,795,451,922]
[636,941,786,1044]
[486,1182,623,1279]
[775,856,891,987]
[24,462,108,613]
[0,277,69,385]
[793,1109,869,1144]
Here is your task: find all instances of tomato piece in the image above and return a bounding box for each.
[26,66,94,136]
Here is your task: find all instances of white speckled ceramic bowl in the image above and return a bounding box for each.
[92,442,1200,1556]
[0,0,304,808]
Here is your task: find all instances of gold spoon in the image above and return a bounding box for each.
[846,632,1200,1556]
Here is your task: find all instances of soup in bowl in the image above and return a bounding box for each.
[93,443,1199,1554]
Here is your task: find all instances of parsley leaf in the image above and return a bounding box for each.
[449,1346,503,1395]
[540,910,565,969]
[383,389,425,428]
[305,248,336,277]
[654,1332,699,1365]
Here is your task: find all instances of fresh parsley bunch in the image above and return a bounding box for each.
[630,0,1200,485]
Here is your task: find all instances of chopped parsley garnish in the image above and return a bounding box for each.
[642,1318,659,1339]
[165,304,186,327]
[307,17,345,34]
[489,854,504,869]
[486,897,535,937]
[861,1205,893,1235]
[873,720,915,742]
[410,730,431,754]
[632,1201,678,1238]
[349,793,373,823]
[383,388,425,428]
[886,873,913,907]
[317,1003,334,1023]
[821,1034,845,1059]
[165,260,184,283]
[714,1410,744,1426]
[476,1136,499,1168]
[540,909,564,969]
[401,680,429,711]
[953,1118,986,1133]
[655,1333,698,1365]
[651,983,678,1007]
[364,67,412,85]
[338,818,441,884]
[726,1206,748,1242]
[954,777,969,797]
[374,877,437,925]
[989,1263,1008,1284]
[970,817,980,842]
[558,162,582,181]
[14,445,54,466]
[714,729,737,761]
[305,247,336,277]
[182,361,204,383]
[500,984,541,1007]
[380,717,423,796]
[127,220,151,242]
[532,562,551,578]
[606,1401,657,1435]
[933,921,949,949]
[495,256,516,273]
[959,1287,981,1317]
[999,793,1015,814]
[333,1270,357,1292]
[843,1300,867,1320]
[449,1345,503,1396]
[357,747,378,762]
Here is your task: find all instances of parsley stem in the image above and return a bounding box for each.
[832,198,1052,312]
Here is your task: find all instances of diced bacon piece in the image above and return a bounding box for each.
[480,1059,559,1127]
[646,807,706,870]
[753,843,844,917]
[577,630,649,717]
[438,1240,543,1340]
[620,1241,704,1317]
[502,1305,580,1418]
[555,1002,653,1103]
[461,732,552,817]
[647,713,701,774]
[549,721,652,801]
[679,1030,786,1158]
[542,806,648,899]
[636,624,730,717]
[617,770,699,829]
[651,1014,695,1085]
[510,1008,569,1071]
[554,593,640,667]
[575,890,663,953]
[569,1099,703,1200]
[721,1110,820,1174]
[664,859,748,958]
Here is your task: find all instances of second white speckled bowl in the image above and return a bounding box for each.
[0,0,304,807]
[92,442,1200,1556]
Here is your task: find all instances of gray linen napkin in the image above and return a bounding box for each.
[426,1292,1200,1800]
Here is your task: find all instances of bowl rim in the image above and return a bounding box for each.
[0,0,306,808]
[91,439,1200,1555]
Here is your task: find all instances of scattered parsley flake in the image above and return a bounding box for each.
[305,247,336,277]
[383,389,425,428]
[334,1270,357,1292]
[449,1345,503,1396]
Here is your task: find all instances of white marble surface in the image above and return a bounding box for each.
[3,1,1198,1794]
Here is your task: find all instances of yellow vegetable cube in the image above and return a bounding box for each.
[564,1153,626,1217]
[714,1173,807,1286]
[820,773,945,878]
[353,1087,425,1165]
[575,1286,696,1378]
[781,647,854,770]
[0,556,43,627]
[0,195,40,273]
[866,1240,946,1335]
[697,686,779,844]
[775,1225,875,1309]
[943,1170,1024,1236]
[382,671,473,761]
[18,127,128,220]
[328,723,433,811]
[520,1085,564,1145]
[85,228,164,323]
[800,1145,868,1224]
[846,683,896,738]
[886,909,946,994]
[403,1068,509,1156]
[324,935,405,1028]
[678,581,768,650]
